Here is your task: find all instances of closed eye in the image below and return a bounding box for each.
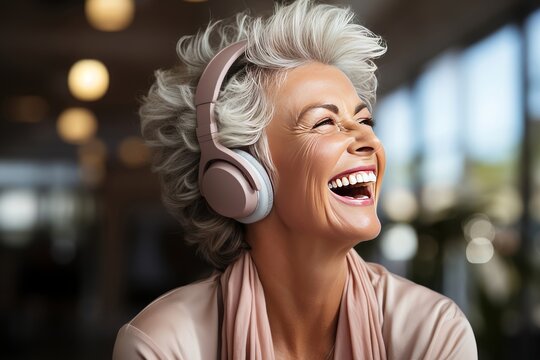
[358,118,375,127]
[313,118,335,128]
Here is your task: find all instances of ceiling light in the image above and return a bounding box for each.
[57,107,98,144]
[68,59,109,101]
[85,0,135,32]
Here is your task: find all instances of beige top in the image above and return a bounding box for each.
[113,261,477,360]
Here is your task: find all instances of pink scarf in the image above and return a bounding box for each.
[219,250,387,359]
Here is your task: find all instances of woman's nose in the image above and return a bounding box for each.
[345,122,386,199]
[346,124,381,157]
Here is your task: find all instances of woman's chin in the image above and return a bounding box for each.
[355,224,381,243]
[336,207,381,237]
[326,217,381,248]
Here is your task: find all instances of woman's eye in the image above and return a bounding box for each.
[358,118,375,127]
[313,118,335,128]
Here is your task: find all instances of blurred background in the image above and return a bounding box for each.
[1,0,539,358]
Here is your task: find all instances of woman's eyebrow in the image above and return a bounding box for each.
[296,103,367,124]
[354,103,367,114]
[296,104,339,123]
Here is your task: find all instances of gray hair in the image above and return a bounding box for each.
[140,0,386,269]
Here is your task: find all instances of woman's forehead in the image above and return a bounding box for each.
[270,63,365,123]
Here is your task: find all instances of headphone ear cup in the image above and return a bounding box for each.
[232,149,273,224]
[200,149,273,223]
[201,159,258,220]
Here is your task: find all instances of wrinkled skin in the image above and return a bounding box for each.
[257,62,385,252]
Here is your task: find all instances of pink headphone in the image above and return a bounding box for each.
[195,41,273,223]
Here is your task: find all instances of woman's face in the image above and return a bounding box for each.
[265,62,385,246]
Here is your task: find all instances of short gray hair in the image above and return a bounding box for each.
[140,0,386,269]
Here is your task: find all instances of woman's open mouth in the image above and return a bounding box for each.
[327,168,376,205]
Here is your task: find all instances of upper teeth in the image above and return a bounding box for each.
[328,171,376,189]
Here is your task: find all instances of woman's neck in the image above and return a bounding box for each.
[246,222,349,360]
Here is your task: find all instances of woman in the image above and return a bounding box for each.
[113,1,477,359]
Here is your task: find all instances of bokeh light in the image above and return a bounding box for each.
[85,0,135,32]
[79,137,107,163]
[463,213,495,242]
[79,156,106,188]
[0,189,38,234]
[466,237,494,263]
[68,59,109,101]
[57,107,98,144]
[382,187,418,222]
[421,184,457,215]
[380,224,418,261]
[78,138,108,187]
[117,136,151,168]
[486,186,523,225]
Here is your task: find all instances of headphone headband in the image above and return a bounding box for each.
[194,40,262,196]
[195,41,247,143]
[195,40,247,106]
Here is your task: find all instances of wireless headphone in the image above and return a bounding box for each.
[194,40,273,224]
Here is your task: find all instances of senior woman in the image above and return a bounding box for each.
[113,1,477,359]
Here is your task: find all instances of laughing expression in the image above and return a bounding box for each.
[265,62,385,247]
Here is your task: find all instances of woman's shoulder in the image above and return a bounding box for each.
[365,262,478,359]
[365,261,458,314]
[113,273,220,360]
